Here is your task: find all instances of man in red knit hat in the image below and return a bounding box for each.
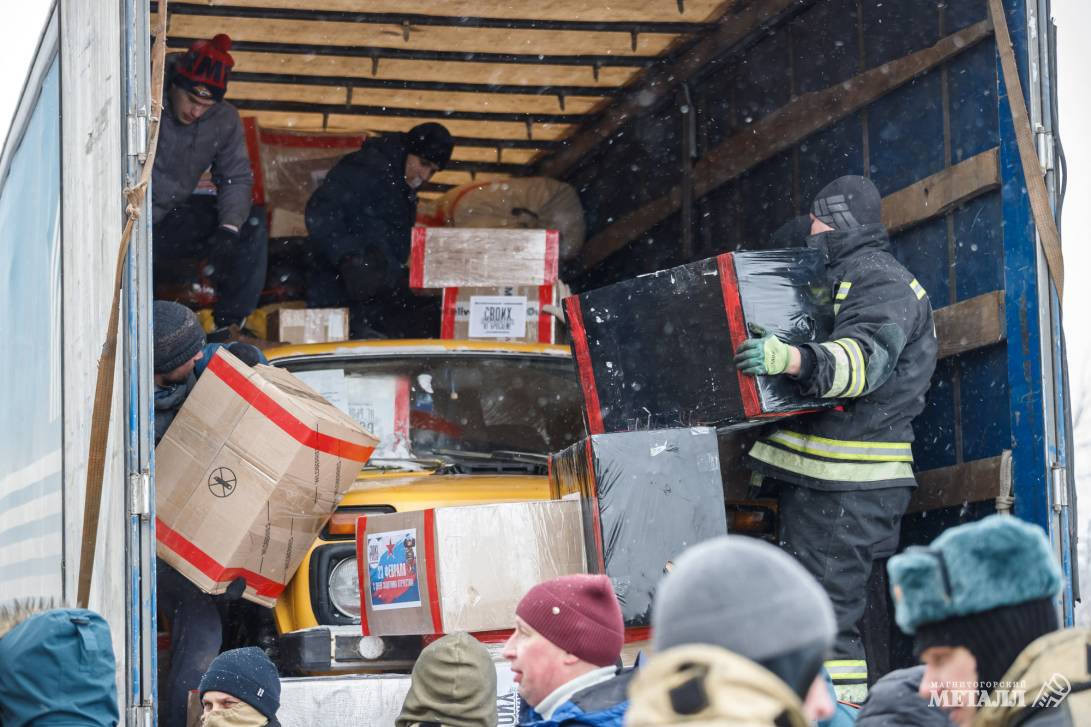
[502,574,632,727]
[153,33,267,340]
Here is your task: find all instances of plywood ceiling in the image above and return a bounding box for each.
[153,0,733,190]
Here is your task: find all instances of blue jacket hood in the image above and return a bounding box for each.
[0,606,119,726]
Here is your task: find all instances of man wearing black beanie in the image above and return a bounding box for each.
[734,175,938,701]
[305,122,454,339]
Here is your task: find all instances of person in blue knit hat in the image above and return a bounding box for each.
[198,647,281,726]
[888,514,1091,726]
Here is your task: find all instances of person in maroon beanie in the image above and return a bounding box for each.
[501,574,632,727]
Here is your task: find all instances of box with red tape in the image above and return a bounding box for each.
[564,248,837,433]
[155,349,377,607]
[356,500,586,636]
[409,226,559,289]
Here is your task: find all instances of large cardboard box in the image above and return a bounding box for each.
[409,227,559,289]
[267,307,350,345]
[156,350,378,607]
[355,500,586,635]
[549,428,728,626]
[564,248,836,433]
[440,285,558,343]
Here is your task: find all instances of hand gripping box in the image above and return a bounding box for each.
[564,248,836,433]
[355,500,586,636]
[409,227,560,289]
[440,285,558,343]
[156,349,378,607]
[548,427,728,626]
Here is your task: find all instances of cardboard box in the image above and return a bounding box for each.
[440,285,558,343]
[565,248,836,433]
[156,350,378,607]
[409,227,559,289]
[268,307,350,344]
[356,500,586,635]
[549,428,728,626]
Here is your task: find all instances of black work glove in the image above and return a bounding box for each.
[223,576,247,601]
[208,225,240,248]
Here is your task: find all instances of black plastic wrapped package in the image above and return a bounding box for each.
[565,248,836,434]
[549,427,728,626]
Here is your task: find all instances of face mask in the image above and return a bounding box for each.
[202,702,268,727]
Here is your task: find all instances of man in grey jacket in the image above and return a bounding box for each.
[153,34,266,337]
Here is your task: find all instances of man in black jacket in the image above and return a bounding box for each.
[305,123,453,338]
[734,175,938,702]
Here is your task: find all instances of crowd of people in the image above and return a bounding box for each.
[2,515,1089,726]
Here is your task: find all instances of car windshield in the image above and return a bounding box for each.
[276,353,585,466]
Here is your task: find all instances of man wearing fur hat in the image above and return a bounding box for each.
[305,122,454,339]
[734,174,938,699]
[889,514,1091,726]
[153,34,267,339]
[501,574,632,727]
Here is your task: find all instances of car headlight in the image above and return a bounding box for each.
[328,557,361,620]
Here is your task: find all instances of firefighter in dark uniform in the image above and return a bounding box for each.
[734,175,938,702]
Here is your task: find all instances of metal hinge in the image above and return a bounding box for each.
[128,703,153,727]
[1035,124,1055,173]
[129,470,151,518]
[1052,464,1068,512]
[127,109,148,160]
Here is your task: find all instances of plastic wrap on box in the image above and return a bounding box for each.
[565,248,835,433]
[441,285,558,343]
[434,178,586,262]
[549,428,728,626]
[155,350,378,607]
[356,500,586,636]
[409,227,560,289]
[267,307,350,344]
[277,658,519,727]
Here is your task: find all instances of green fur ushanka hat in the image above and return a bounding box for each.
[888,514,1061,635]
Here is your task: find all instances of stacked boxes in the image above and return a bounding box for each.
[549,428,728,626]
[410,226,561,343]
[564,248,836,433]
[267,307,350,344]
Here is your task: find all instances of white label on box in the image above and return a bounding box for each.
[468,296,527,338]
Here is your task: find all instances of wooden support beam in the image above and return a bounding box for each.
[579,20,993,270]
[908,451,1012,514]
[934,291,1006,360]
[535,0,806,180]
[883,149,1001,234]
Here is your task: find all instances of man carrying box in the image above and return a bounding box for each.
[502,575,632,727]
[734,175,938,701]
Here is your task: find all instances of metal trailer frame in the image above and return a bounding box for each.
[1001,0,1077,624]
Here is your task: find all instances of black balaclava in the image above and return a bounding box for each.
[914,597,1058,692]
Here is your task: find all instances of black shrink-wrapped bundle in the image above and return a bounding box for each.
[564,248,836,434]
[549,427,728,626]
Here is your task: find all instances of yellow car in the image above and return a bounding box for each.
[261,339,584,674]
